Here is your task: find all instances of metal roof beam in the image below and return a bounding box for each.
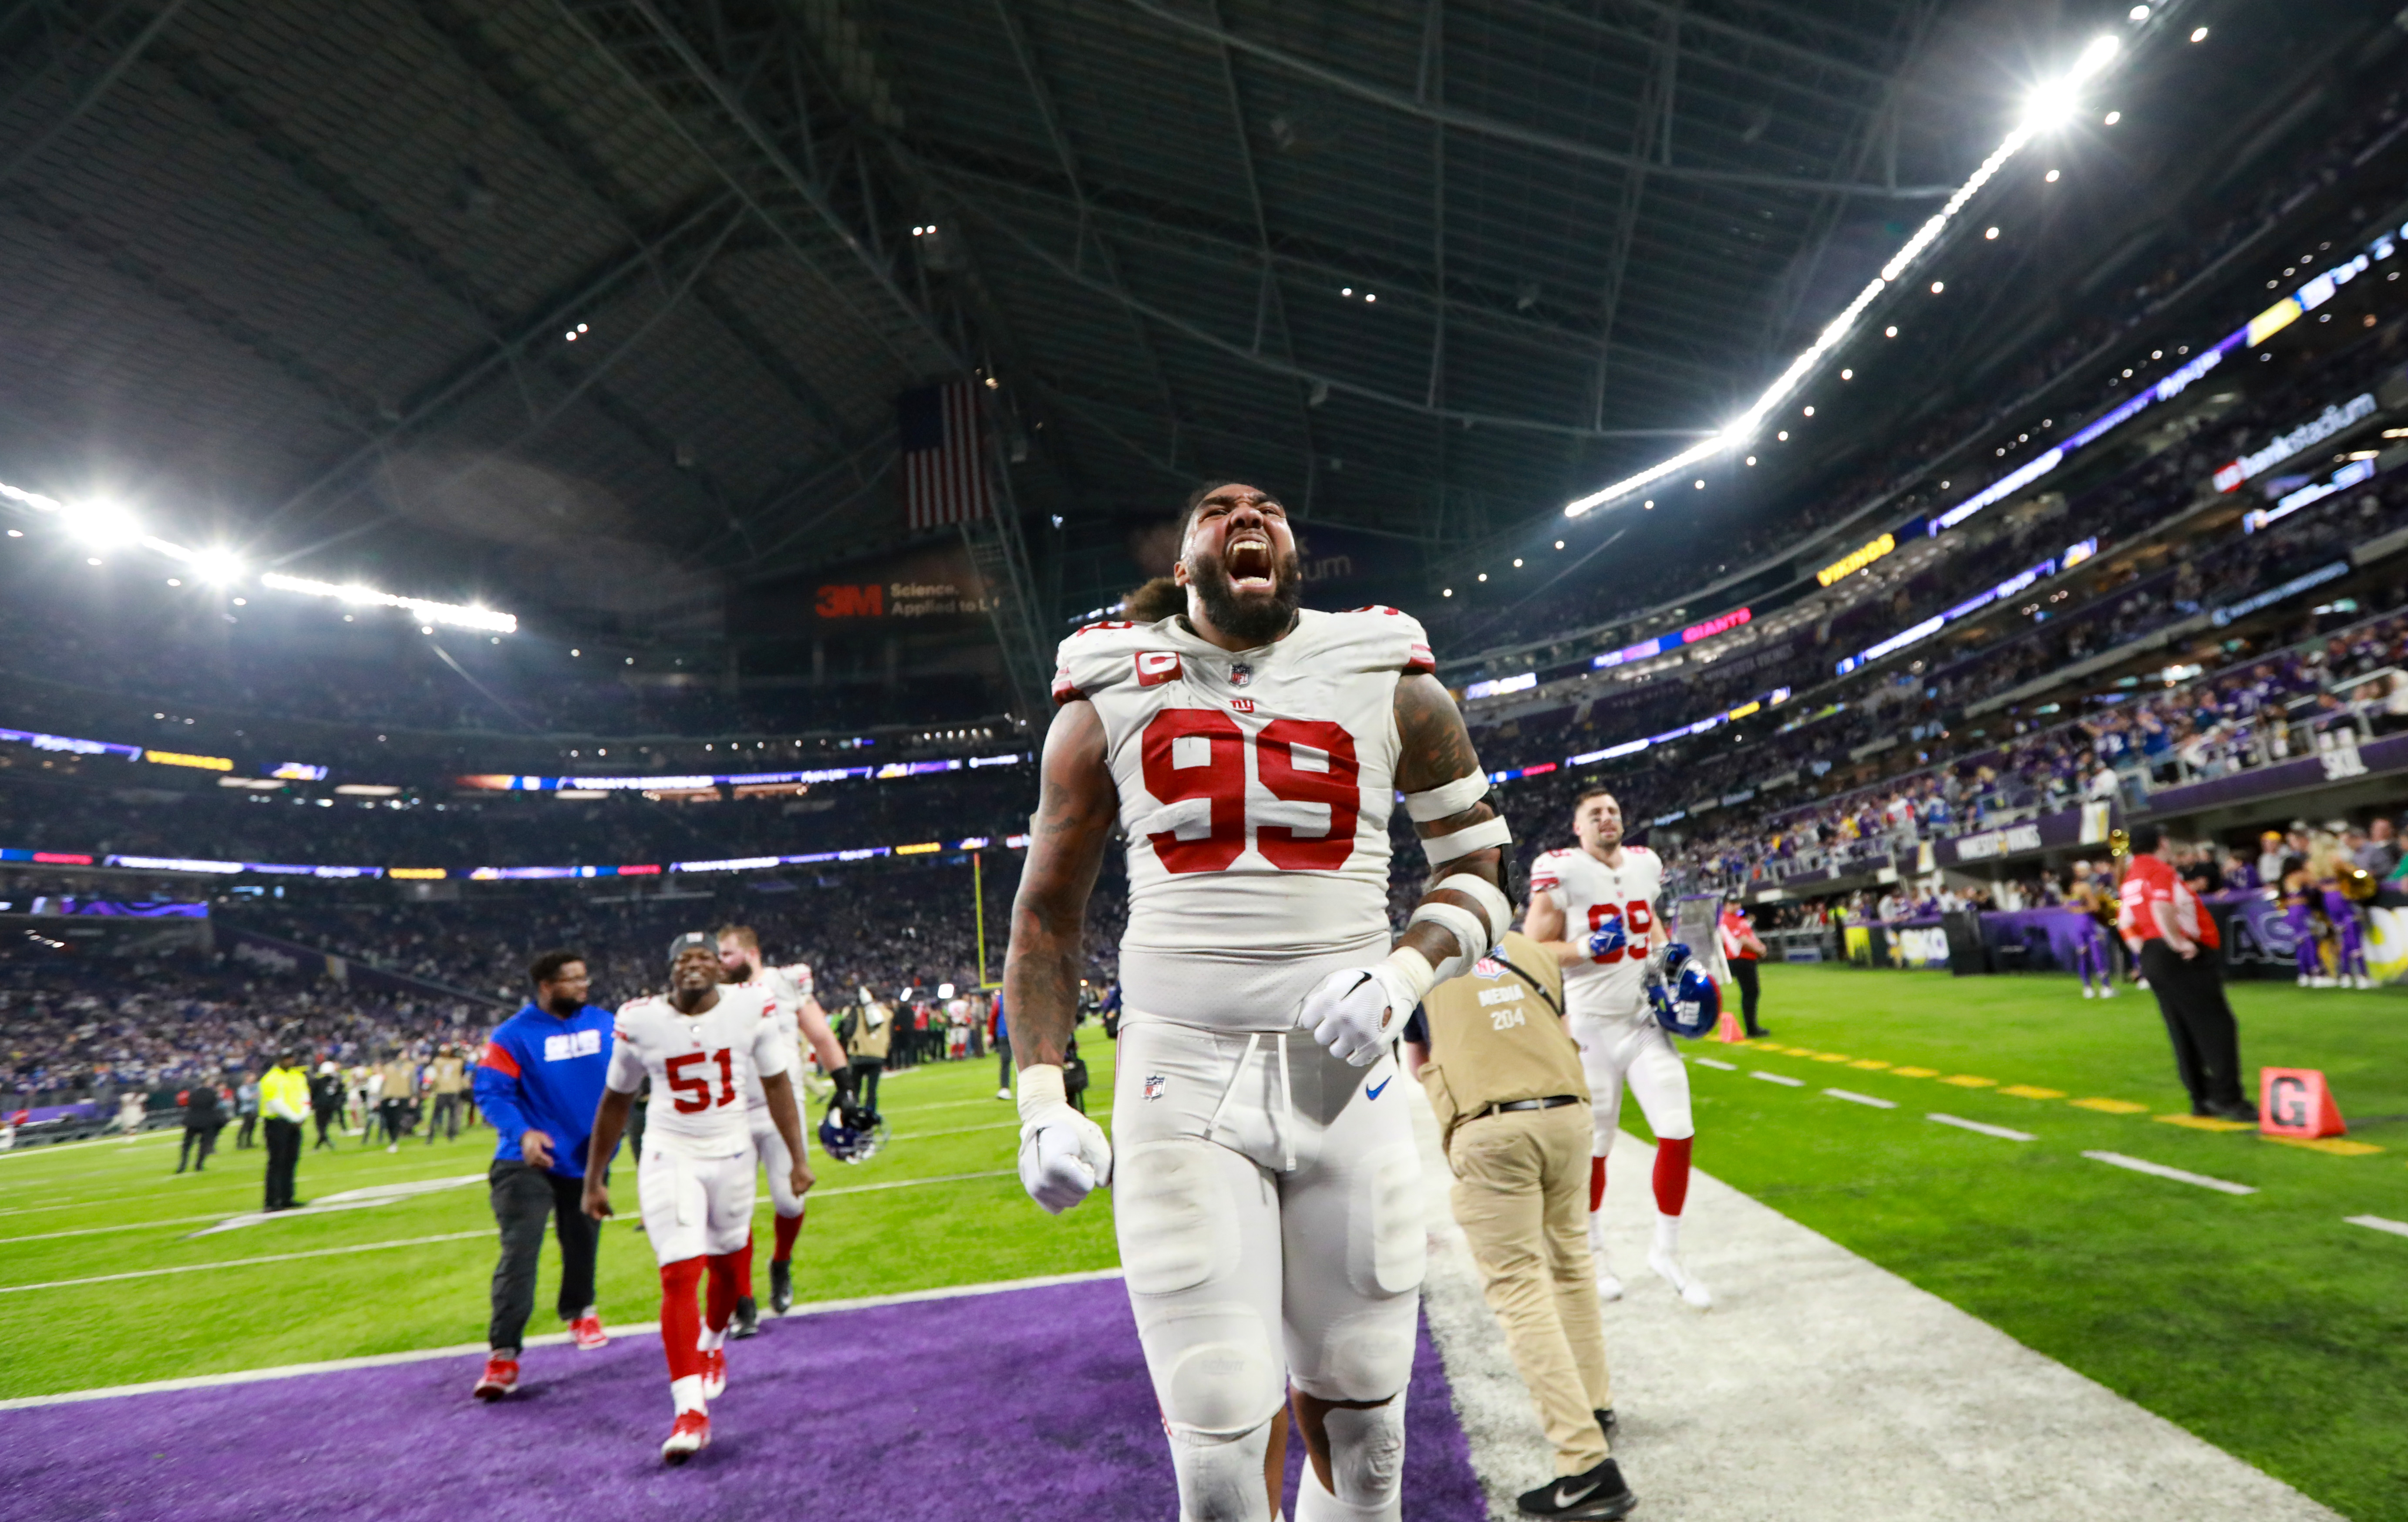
[0,0,192,189]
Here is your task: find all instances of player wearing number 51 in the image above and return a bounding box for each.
[581,934,815,1464]
[1013,481,1512,1521]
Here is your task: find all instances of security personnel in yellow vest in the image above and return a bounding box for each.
[841,988,893,1118]
[259,1049,314,1213]
[1404,925,1635,1521]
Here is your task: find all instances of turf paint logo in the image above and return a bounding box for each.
[1143,1074,1168,1100]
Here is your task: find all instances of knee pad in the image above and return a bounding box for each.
[1150,1304,1285,1436]
[1293,1309,1417,1402]
[1296,1398,1406,1520]
[1164,1414,1275,1522]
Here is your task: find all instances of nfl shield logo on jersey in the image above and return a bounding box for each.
[1143,1074,1168,1100]
[1228,661,1253,687]
[1135,651,1182,686]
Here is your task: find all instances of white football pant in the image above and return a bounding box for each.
[637,1144,756,1266]
[748,1113,805,1217]
[1567,1010,1694,1153]
[1113,1018,1424,1522]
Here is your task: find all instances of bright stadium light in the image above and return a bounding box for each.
[1564,33,2124,520]
[259,571,518,634]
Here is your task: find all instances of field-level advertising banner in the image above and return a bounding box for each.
[732,542,992,636]
[1843,924,1947,969]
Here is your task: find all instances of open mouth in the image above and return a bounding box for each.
[1225,533,1274,590]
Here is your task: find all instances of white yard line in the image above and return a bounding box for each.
[1749,1070,1805,1087]
[2082,1151,2256,1195]
[1928,1113,2037,1142]
[1693,1057,1738,1071]
[0,1266,1125,1410]
[1823,1089,1897,1109]
[1411,1089,2337,1521]
[0,1231,490,1295]
[2344,1214,2408,1239]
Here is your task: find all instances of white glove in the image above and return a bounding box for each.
[1015,1064,1111,1214]
[1299,954,1430,1066]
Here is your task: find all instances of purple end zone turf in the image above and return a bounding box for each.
[0,1277,1484,1521]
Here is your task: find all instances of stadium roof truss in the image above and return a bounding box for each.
[0,0,1978,631]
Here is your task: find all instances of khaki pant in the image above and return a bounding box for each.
[1447,1103,1613,1474]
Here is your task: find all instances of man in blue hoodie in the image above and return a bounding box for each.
[471,949,618,1401]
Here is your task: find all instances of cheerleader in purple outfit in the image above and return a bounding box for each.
[2279,855,2326,986]
[2067,863,2118,998]
[2313,839,2373,989]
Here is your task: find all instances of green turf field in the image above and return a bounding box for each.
[1661,965,2408,1522]
[0,1047,1123,1402]
[4,969,2405,1518]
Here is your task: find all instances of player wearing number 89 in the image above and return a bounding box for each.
[1524,790,1711,1310]
[581,934,811,1464]
[1011,482,1513,1522]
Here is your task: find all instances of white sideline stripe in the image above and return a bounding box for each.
[0,1129,180,1162]
[2083,1151,2256,1195]
[1929,1113,2036,1142]
[0,1267,1126,1411]
[0,1213,224,1243]
[1694,1057,1738,1071]
[1750,1070,1805,1087]
[1825,1089,1897,1109]
[0,1231,490,1295]
[2345,1214,2408,1239]
[801,1168,1014,1196]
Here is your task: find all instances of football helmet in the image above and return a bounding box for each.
[1647,941,1721,1039]
[818,1106,889,1163]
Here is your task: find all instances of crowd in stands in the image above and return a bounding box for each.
[2,857,1129,1111]
[1434,83,2408,661]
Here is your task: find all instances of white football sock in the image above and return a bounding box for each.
[1652,1211,1682,1258]
[670,1374,705,1414]
[698,1324,725,1354]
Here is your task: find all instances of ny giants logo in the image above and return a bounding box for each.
[1230,698,1256,713]
[1135,651,1183,687]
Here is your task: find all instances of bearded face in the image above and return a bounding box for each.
[1179,485,1302,645]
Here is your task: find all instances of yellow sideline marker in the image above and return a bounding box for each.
[2069,1097,2148,1114]
[2155,1114,2256,1133]
[1941,1075,1997,1088]
[1999,1085,2066,1100]
[2264,1135,2384,1157]
[1892,1066,1939,1078]
[1848,1059,1892,1070]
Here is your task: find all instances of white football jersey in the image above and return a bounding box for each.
[607,986,791,1157]
[1051,607,1435,1030]
[735,966,807,1112]
[1530,844,1664,1022]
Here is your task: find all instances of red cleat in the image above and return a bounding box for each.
[700,1346,727,1401]
[472,1357,519,1401]
[661,1410,711,1464]
[569,1314,608,1350]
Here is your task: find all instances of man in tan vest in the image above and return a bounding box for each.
[841,988,893,1117]
[1404,919,1635,1521]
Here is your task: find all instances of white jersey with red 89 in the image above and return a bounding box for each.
[1531,844,1664,1022]
[607,986,791,1158]
[1050,607,1435,1031]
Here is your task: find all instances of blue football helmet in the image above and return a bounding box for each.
[1647,942,1721,1039]
[818,1106,889,1163]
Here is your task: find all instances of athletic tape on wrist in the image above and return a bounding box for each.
[1406,901,1489,984]
[1419,813,1511,866]
[1403,771,1489,823]
[1436,872,1513,952]
[1016,1063,1066,1126]
[1380,945,1438,1009]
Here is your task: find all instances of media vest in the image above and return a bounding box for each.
[1413,931,1588,1150]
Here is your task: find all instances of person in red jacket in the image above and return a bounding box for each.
[1718,901,1768,1037]
[2118,824,2254,1121]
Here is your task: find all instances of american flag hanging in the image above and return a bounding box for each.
[898,381,993,530]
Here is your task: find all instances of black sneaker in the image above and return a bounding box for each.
[2206,1099,2260,1124]
[770,1259,794,1315]
[1594,1408,1617,1440]
[1518,1458,1635,1519]
[730,1296,759,1339]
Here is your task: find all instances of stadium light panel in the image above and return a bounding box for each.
[1563,35,2120,519]
[258,571,517,634]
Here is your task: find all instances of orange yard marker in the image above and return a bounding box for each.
[2260,1068,2347,1140]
